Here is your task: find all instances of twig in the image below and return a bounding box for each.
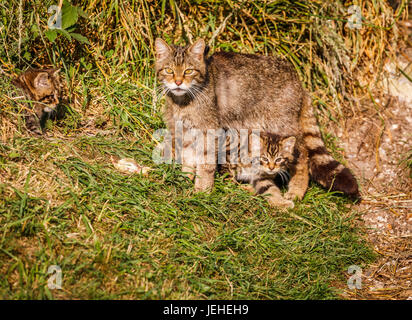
[209,13,233,46]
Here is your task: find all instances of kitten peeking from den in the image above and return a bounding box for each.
[11,68,66,134]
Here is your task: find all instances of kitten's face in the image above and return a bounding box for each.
[254,135,296,176]
[155,38,206,97]
[12,69,61,110]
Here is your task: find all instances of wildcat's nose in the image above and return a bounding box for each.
[175,80,182,86]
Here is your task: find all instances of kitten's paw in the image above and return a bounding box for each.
[267,197,294,209]
[284,191,304,201]
[28,127,43,136]
[280,199,295,209]
[240,184,255,194]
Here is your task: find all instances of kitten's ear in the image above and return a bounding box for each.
[51,68,61,77]
[188,39,205,61]
[11,76,23,89]
[45,68,60,80]
[281,136,296,154]
[33,72,50,88]
[155,38,172,61]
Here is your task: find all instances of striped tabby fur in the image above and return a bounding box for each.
[155,38,359,198]
[300,93,359,198]
[12,68,63,134]
[221,132,309,208]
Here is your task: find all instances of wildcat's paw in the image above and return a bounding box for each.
[194,177,214,192]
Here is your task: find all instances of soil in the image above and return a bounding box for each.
[327,47,412,300]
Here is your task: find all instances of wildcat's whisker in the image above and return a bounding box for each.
[190,85,212,106]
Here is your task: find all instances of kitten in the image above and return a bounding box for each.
[155,38,359,199]
[221,132,307,208]
[11,68,63,134]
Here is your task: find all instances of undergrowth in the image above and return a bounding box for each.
[0,0,406,299]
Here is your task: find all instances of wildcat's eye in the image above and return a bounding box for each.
[184,69,194,75]
[164,68,173,74]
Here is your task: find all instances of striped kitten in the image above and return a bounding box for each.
[12,68,63,134]
[222,132,308,209]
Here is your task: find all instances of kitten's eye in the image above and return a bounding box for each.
[40,95,53,101]
[275,158,284,164]
[260,156,269,163]
[164,68,173,74]
[184,69,194,75]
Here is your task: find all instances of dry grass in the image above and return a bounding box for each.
[0,0,410,300]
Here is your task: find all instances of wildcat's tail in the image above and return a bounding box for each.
[299,93,360,199]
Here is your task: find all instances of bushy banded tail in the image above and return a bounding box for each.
[300,93,360,199]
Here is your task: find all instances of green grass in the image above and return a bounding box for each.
[0,0,399,299]
[0,69,376,299]
[0,134,375,299]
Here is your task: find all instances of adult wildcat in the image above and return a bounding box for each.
[155,38,359,199]
[11,68,63,134]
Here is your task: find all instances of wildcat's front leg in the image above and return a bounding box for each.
[180,127,201,181]
[181,164,196,181]
[284,149,309,201]
[193,129,218,192]
[181,143,196,181]
[194,163,216,191]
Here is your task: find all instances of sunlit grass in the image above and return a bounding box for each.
[0,0,402,299]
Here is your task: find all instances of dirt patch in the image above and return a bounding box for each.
[326,48,412,299]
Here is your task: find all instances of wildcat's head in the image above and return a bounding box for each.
[12,68,61,111]
[253,134,296,177]
[154,38,207,98]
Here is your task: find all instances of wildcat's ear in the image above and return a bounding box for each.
[188,39,205,61]
[155,38,171,61]
[281,136,296,154]
[33,72,50,88]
